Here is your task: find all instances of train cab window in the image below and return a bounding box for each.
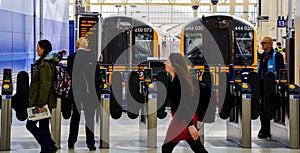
[234,31,254,65]
[133,31,153,61]
[184,33,206,65]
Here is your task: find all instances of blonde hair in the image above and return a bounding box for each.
[77,37,88,49]
[75,39,80,49]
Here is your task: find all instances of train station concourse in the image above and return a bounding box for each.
[1,0,300,153]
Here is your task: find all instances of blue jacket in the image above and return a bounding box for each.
[258,48,285,79]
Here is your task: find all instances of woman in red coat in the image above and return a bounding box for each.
[162,53,208,153]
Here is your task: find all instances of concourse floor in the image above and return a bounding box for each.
[1,111,300,153]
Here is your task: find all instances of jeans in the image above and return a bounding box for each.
[26,118,55,152]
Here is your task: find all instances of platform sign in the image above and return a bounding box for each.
[277,19,286,28]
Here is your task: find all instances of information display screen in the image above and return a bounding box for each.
[79,16,99,56]
[144,68,152,83]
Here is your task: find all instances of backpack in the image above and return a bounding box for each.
[51,63,71,99]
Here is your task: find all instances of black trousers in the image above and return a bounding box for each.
[68,101,96,147]
[259,79,270,135]
[162,138,208,153]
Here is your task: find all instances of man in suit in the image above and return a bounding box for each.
[67,37,98,151]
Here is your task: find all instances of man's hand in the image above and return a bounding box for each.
[188,125,199,140]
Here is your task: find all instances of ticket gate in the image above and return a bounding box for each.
[0,70,31,151]
[139,68,158,148]
[226,69,252,148]
[189,68,212,144]
[97,68,111,149]
[0,69,13,151]
[270,70,300,148]
[222,69,260,148]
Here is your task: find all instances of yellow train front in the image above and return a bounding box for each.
[180,14,258,122]
[100,16,176,120]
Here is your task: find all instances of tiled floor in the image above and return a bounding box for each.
[1,112,300,153]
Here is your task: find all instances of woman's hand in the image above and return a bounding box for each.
[38,107,44,113]
[188,125,199,140]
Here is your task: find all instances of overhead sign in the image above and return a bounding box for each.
[257,16,269,21]
[277,19,286,28]
[79,16,99,38]
[78,15,99,56]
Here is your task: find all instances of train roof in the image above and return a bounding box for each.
[102,15,158,30]
[184,14,255,29]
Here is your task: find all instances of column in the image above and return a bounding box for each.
[230,0,236,15]
[243,0,249,20]
[295,0,300,84]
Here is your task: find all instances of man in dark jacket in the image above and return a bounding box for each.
[257,36,285,139]
[67,37,98,151]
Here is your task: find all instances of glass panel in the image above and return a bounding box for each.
[184,26,205,65]
[133,27,153,60]
[234,31,254,65]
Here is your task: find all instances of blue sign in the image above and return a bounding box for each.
[277,19,286,28]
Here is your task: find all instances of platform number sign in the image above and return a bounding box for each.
[277,19,286,28]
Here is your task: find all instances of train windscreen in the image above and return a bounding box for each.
[234,31,254,65]
[133,27,153,62]
[184,29,205,65]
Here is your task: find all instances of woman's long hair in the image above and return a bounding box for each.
[169,53,194,96]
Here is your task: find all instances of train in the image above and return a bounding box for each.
[179,14,258,122]
[101,15,179,69]
[181,14,257,67]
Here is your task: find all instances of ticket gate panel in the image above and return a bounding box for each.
[127,71,144,119]
[219,73,234,120]
[264,72,277,120]
[11,71,29,121]
[247,72,260,119]
[271,84,299,148]
[110,71,123,119]
[227,83,252,148]
[156,71,168,119]
[51,98,61,148]
[199,72,212,122]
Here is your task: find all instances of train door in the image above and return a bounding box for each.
[202,16,234,65]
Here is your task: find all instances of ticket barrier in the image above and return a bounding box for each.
[98,68,111,148]
[51,98,62,148]
[190,68,212,145]
[0,69,13,151]
[139,68,158,148]
[270,70,299,148]
[226,69,254,148]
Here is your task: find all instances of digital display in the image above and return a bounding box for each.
[234,69,242,83]
[2,68,13,95]
[144,68,152,83]
[79,16,99,56]
[99,68,107,83]
[189,68,198,78]
[79,17,98,38]
[279,70,288,83]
